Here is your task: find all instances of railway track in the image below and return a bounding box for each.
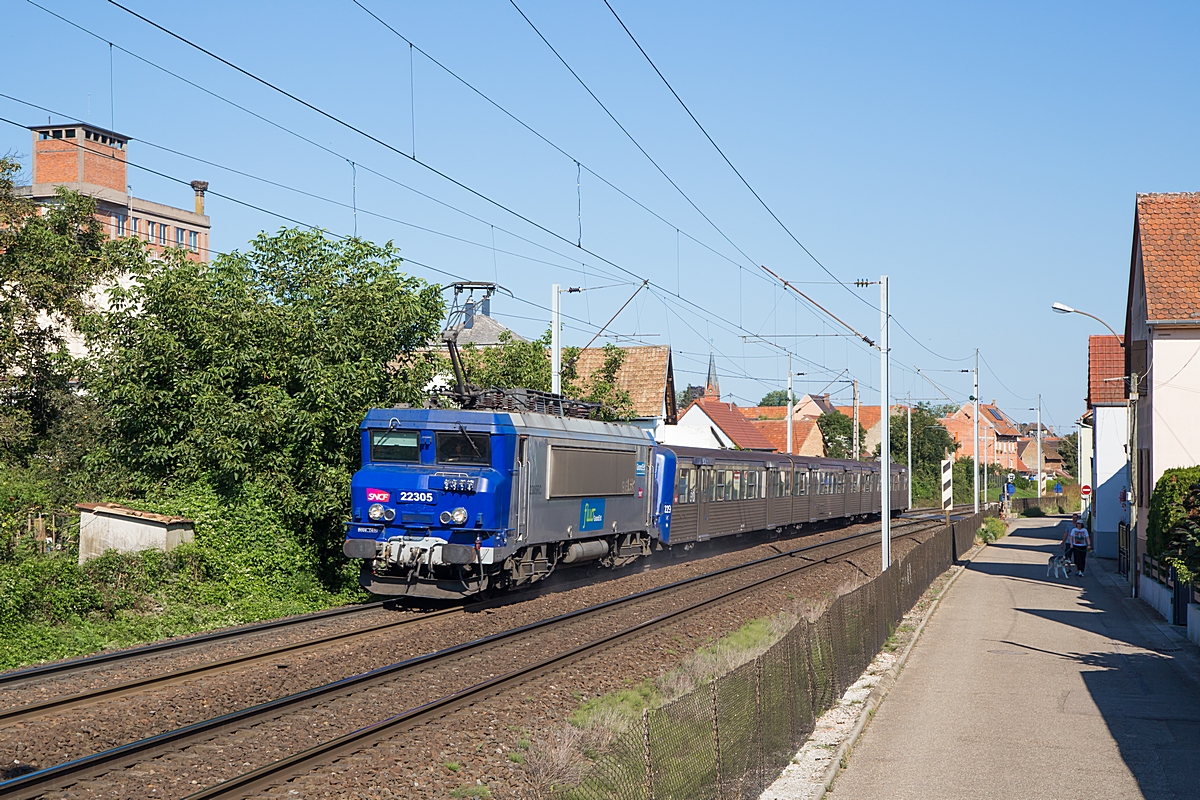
[0,600,398,690]
[0,516,941,800]
[0,510,958,721]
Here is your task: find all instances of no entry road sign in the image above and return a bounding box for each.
[1081,485,1092,497]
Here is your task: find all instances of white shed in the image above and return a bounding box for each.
[75,503,195,564]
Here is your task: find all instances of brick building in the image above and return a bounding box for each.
[16,123,210,262]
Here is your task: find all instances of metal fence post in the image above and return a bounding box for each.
[756,657,764,790]
[711,679,722,799]
[643,707,653,800]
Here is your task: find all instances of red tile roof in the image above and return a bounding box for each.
[1136,193,1200,322]
[835,405,881,432]
[739,405,792,420]
[688,396,777,450]
[1087,335,1125,406]
[570,345,672,419]
[749,419,823,456]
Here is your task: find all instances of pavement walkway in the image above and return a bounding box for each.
[830,515,1200,800]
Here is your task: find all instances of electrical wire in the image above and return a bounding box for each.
[94,0,861,388]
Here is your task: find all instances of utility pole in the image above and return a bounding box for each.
[786,353,794,455]
[906,399,913,509]
[1036,395,1043,498]
[973,349,980,515]
[880,276,891,572]
[852,378,860,460]
[551,283,561,395]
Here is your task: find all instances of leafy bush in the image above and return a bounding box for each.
[1147,467,1200,557]
[977,517,1006,544]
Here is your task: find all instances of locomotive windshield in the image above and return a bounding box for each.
[436,431,491,465]
[370,430,419,462]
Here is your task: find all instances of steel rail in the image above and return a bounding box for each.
[186,519,940,799]
[0,600,394,688]
[0,607,461,726]
[0,518,935,799]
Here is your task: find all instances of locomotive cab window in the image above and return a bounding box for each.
[436,431,491,465]
[371,430,419,462]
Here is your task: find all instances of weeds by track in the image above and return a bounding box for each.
[0,516,942,800]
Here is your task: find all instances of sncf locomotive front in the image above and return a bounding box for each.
[343,408,674,600]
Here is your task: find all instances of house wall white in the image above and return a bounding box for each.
[657,405,733,449]
[1078,422,1093,516]
[1091,405,1128,559]
[1146,327,1200,481]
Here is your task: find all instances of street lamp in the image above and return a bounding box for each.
[1051,302,1124,344]
[1051,300,1137,599]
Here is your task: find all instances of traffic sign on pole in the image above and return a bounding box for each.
[1081,484,1092,497]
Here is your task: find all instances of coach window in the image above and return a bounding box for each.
[703,467,714,502]
[835,473,845,494]
[795,471,808,496]
[746,470,758,500]
[730,470,740,501]
[848,473,859,493]
[715,470,727,502]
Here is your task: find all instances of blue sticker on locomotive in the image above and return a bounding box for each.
[635,461,646,476]
[580,498,606,532]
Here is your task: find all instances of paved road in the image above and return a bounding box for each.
[832,516,1200,800]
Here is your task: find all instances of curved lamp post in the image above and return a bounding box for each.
[1051,300,1137,598]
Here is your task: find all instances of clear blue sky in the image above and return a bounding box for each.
[4,0,1199,435]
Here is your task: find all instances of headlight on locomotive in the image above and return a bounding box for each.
[439,506,468,526]
[368,503,385,521]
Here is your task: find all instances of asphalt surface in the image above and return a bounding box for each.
[831,515,1200,800]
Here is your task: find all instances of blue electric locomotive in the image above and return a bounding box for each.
[342,407,676,599]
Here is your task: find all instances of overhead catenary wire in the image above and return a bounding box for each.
[0,113,644,350]
[22,3,948,398]
[94,0,855,386]
[598,0,979,366]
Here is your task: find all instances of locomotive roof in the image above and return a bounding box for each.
[361,407,653,446]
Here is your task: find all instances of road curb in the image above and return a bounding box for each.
[812,541,983,799]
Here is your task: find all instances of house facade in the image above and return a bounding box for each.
[738,407,825,456]
[1125,192,1200,563]
[1087,334,1129,559]
[661,397,776,451]
[944,402,1025,471]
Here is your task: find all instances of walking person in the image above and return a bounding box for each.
[1066,516,1091,577]
[1061,514,1080,559]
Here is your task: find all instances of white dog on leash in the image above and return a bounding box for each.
[1047,554,1073,579]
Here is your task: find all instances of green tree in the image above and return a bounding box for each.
[817,411,866,459]
[0,157,142,458]
[759,389,790,407]
[562,343,635,421]
[458,329,552,392]
[452,333,635,422]
[83,228,444,559]
[1059,432,1078,478]
[886,403,958,504]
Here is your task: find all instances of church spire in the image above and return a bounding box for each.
[705,352,720,399]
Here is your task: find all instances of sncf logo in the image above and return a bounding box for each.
[366,489,391,503]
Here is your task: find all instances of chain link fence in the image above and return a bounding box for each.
[563,511,989,800]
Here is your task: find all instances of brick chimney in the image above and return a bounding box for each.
[190,180,209,215]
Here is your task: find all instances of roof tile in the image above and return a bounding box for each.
[1136,193,1200,322]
